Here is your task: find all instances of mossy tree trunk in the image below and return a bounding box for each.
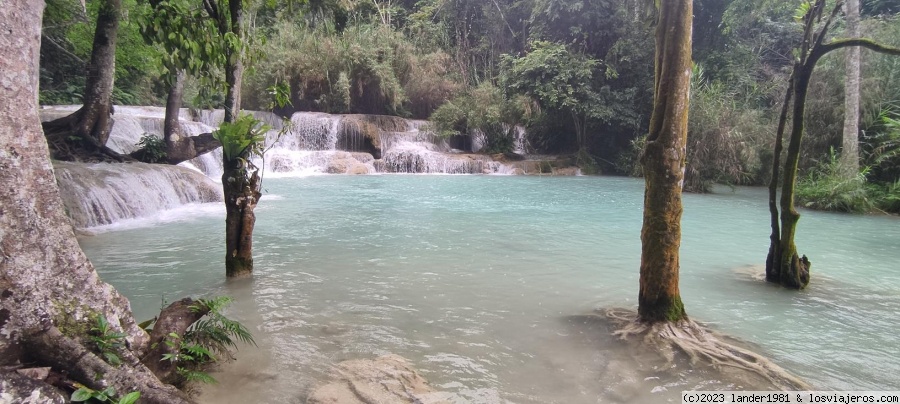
[217,0,255,278]
[42,0,123,162]
[0,2,189,401]
[766,0,900,289]
[637,0,692,323]
[222,154,260,278]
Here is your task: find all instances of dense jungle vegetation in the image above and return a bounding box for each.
[39,0,900,212]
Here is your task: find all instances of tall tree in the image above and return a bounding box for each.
[766,0,900,289]
[0,1,189,401]
[208,0,259,278]
[841,0,861,174]
[637,0,692,323]
[42,0,124,162]
[135,0,224,164]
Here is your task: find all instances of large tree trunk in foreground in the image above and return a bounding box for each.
[766,0,900,289]
[0,2,189,402]
[42,0,123,162]
[841,0,861,175]
[637,0,692,323]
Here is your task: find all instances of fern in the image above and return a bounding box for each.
[212,114,269,162]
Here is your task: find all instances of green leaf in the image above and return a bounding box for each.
[118,392,141,404]
[71,388,93,402]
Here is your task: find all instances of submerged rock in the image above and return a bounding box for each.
[307,355,454,404]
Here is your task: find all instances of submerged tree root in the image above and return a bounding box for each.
[604,309,809,391]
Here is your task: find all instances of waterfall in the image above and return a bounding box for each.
[41,105,519,178]
[54,161,222,229]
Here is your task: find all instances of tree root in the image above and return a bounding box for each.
[605,308,809,391]
[141,298,210,384]
[23,325,192,404]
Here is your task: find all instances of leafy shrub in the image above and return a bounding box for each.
[685,64,772,192]
[135,134,167,163]
[797,149,873,213]
[243,21,462,117]
[213,114,269,163]
[148,296,255,386]
[430,82,529,154]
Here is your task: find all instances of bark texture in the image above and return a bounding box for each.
[219,0,256,278]
[0,3,191,402]
[141,298,210,384]
[841,0,861,174]
[637,0,692,323]
[223,163,260,278]
[223,0,244,124]
[41,0,123,162]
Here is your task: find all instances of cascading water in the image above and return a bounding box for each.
[44,106,538,228]
[183,111,511,177]
[54,161,221,229]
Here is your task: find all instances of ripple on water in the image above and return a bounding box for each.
[79,176,900,402]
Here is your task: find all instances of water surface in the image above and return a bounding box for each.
[79,176,900,403]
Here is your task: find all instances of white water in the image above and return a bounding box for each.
[54,161,221,229]
[181,110,514,177]
[77,177,900,403]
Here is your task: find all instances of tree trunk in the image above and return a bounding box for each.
[637,0,692,323]
[765,0,900,290]
[776,63,815,289]
[164,68,186,147]
[141,298,210,384]
[841,0,861,174]
[223,0,244,124]
[223,158,260,278]
[0,2,189,402]
[220,0,256,278]
[42,0,122,162]
[765,75,794,283]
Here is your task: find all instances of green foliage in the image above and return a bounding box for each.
[266,81,293,110]
[684,64,770,192]
[243,20,461,117]
[430,82,530,154]
[797,148,874,213]
[71,386,140,404]
[501,41,598,117]
[186,296,256,358]
[575,147,600,175]
[213,114,269,163]
[40,0,163,106]
[89,314,125,366]
[872,180,900,212]
[135,134,167,163]
[155,296,255,386]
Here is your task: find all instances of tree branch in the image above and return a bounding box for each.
[820,38,900,56]
[41,34,86,65]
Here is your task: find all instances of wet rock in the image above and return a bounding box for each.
[552,167,580,176]
[326,158,372,175]
[0,370,66,404]
[307,355,452,404]
[350,153,375,164]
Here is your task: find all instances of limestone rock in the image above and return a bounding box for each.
[307,355,452,404]
[0,370,66,404]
